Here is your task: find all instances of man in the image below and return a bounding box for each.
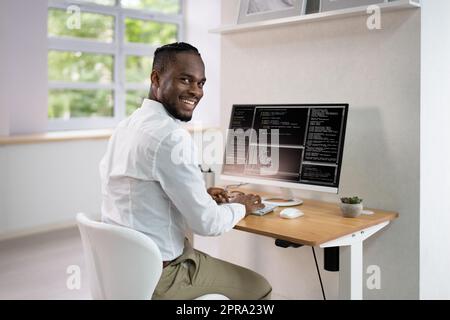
[99,42,272,300]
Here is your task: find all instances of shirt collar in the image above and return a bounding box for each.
[141,98,182,124]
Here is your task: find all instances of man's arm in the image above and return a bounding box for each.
[153,129,245,236]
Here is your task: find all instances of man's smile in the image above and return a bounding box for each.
[180,97,198,110]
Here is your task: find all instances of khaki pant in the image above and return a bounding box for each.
[152,240,272,300]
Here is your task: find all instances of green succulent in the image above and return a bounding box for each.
[340,196,363,204]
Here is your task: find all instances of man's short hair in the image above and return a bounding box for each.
[152,42,200,74]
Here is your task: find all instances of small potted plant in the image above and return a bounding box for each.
[340,196,363,218]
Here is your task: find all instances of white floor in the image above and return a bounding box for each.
[0,227,286,300]
[0,227,91,300]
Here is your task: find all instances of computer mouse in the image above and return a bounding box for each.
[279,208,304,219]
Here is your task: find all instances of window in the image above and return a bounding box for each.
[47,0,183,130]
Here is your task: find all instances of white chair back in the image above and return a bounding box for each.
[76,212,162,300]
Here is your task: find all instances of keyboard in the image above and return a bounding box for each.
[252,203,278,216]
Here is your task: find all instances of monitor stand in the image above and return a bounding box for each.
[262,188,303,207]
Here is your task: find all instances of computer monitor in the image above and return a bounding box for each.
[221,104,348,206]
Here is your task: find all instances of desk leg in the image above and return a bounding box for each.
[339,242,363,300]
[320,221,389,300]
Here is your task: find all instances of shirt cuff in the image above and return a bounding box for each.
[221,203,246,227]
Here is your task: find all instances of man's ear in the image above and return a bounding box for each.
[150,70,160,87]
[150,70,161,99]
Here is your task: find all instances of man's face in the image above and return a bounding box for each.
[154,52,206,122]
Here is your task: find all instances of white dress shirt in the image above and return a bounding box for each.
[99,99,245,260]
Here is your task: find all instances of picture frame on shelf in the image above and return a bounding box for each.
[318,0,389,13]
[237,0,306,24]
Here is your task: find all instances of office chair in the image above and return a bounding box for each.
[76,213,229,300]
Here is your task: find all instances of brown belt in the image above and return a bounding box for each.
[163,260,172,268]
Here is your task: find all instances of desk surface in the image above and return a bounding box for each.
[232,190,399,246]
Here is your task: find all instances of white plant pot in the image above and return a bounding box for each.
[340,203,363,218]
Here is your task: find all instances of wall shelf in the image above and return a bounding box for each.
[209,0,420,35]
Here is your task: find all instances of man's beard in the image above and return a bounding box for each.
[163,102,193,122]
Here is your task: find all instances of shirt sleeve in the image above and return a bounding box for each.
[152,128,245,236]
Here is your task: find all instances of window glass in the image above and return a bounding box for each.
[48,8,114,42]
[126,55,153,84]
[48,89,114,118]
[49,51,114,83]
[126,90,147,116]
[125,18,177,44]
[121,0,180,14]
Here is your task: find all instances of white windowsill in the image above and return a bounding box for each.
[0,126,220,146]
[0,129,114,145]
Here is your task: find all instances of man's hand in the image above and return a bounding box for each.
[228,191,264,216]
[207,187,229,204]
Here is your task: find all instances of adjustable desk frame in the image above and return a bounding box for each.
[231,190,398,300]
[319,221,390,300]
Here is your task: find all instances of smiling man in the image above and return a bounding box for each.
[149,43,205,121]
[99,42,272,300]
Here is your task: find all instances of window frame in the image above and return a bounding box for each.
[47,0,184,131]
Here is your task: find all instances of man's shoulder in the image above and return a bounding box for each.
[119,111,183,143]
[156,125,192,150]
[142,119,187,147]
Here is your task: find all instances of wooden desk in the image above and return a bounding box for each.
[230,189,399,300]
[236,198,398,246]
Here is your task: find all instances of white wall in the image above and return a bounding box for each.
[420,0,450,300]
[0,140,107,237]
[0,102,9,136]
[0,0,104,237]
[0,149,6,230]
[0,0,48,135]
[0,1,11,136]
[185,0,221,128]
[0,3,10,136]
[194,0,421,300]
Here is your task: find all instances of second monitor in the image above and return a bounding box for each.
[221,104,348,206]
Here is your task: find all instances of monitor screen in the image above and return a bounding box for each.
[221,104,348,193]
